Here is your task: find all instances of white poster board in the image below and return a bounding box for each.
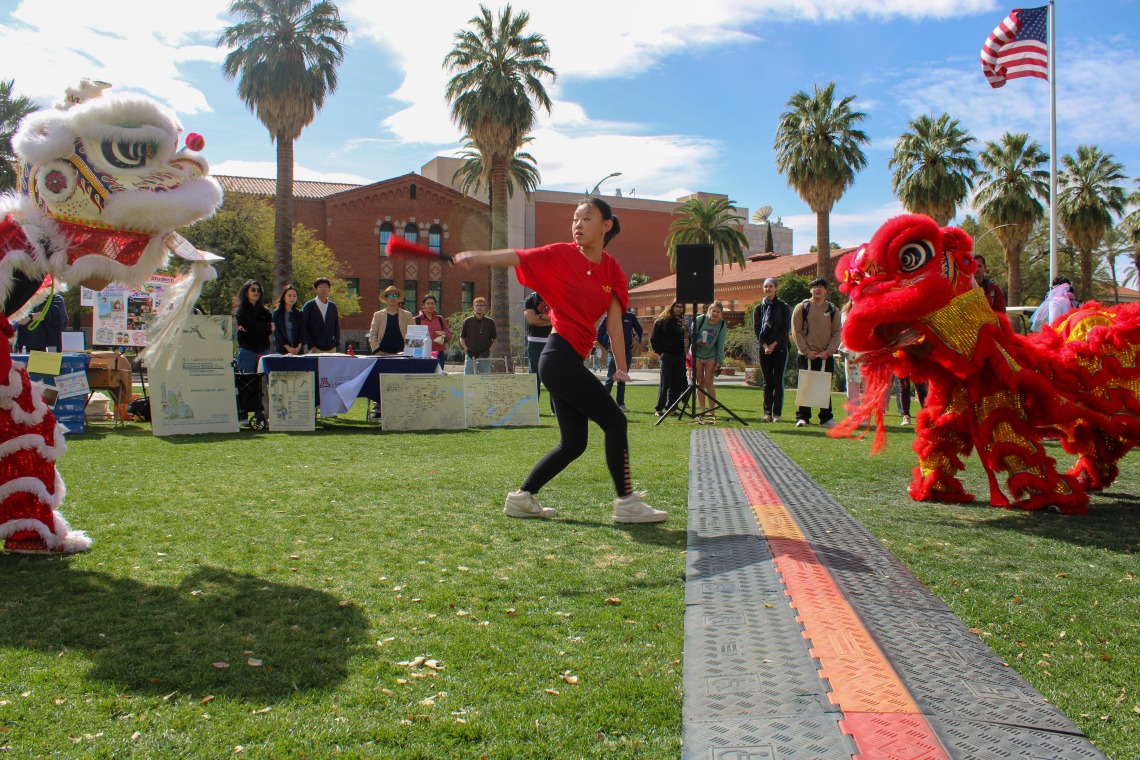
[267,371,316,432]
[379,374,465,431]
[149,315,239,436]
[317,356,376,415]
[464,374,539,427]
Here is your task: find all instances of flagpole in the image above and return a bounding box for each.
[1048,0,1058,284]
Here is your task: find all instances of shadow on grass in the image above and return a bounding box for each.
[0,562,369,700]
[925,499,1140,554]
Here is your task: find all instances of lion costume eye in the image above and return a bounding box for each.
[898,240,934,273]
[100,138,156,170]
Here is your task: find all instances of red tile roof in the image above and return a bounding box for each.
[215,175,362,199]
[629,247,854,296]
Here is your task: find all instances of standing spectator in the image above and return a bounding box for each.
[524,290,553,405]
[301,277,340,353]
[791,277,842,428]
[975,255,1007,313]
[650,301,688,418]
[15,292,67,352]
[460,296,496,374]
[272,284,303,355]
[415,295,452,369]
[234,279,273,373]
[367,285,414,355]
[597,306,643,412]
[692,301,727,422]
[753,278,791,422]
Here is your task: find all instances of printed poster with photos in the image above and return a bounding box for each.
[268,371,316,432]
[89,275,176,347]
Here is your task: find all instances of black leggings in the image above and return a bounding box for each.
[521,334,632,497]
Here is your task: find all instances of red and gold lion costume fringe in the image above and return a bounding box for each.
[832,213,1140,515]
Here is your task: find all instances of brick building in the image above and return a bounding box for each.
[217,173,491,344]
[218,159,795,348]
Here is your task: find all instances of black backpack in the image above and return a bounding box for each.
[799,299,837,339]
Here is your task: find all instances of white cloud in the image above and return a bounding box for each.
[784,199,906,251]
[0,0,229,113]
[211,160,371,186]
[892,38,1140,156]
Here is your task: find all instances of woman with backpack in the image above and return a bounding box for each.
[415,294,452,369]
[692,301,727,422]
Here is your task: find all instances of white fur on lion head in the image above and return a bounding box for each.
[14,84,222,235]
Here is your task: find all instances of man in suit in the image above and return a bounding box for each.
[301,277,340,353]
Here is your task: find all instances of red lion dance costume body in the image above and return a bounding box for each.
[833,214,1140,515]
[1,80,222,553]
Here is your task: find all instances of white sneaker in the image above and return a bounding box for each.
[504,490,557,519]
[773,417,781,423]
[820,419,838,429]
[612,491,668,524]
[761,414,772,423]
[901,415,911,426]
[795,419,807,427]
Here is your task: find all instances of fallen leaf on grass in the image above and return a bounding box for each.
[560,674,579,685]
[337,600,354,608]
[419,697,436,707]
[130,732,141,741]
[1132,705,1140,715]
[504,608,517,617]
[212,662,229,669]
[54,697,66,705]
[424,660,444,671]
[624,620,637,625]
[247,659,263,668]
[456,610,469,617]
[1055,572,1067,578]
[190,590,203,597]
[968,628,983,635]
[396,679,408,685]
[199,696,215,705]
[0,728,10,734]
[553,612,572,618]
[252,707,271,715]
[544,689,560,695]
[146,678,161,685]
[604,598,621,605]
[162,691,177,702]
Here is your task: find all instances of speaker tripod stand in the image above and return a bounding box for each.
[654,303,748,427]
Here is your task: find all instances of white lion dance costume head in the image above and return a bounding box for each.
[0,80,223,553]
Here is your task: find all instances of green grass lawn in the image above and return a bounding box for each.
[1,385,1136,758]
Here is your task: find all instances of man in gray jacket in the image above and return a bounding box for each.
[791,277,842,428]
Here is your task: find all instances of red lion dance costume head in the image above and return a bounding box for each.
[0,80,222,553]
[833,213,1140,515]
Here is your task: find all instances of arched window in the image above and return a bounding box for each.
[409,183,417,200]
[379,222,394,251]
[428,225,443,253]
[404,223,419,245]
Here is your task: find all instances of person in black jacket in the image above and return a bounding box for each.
[753,278,792,422]
[272,284,303,355]
[300,277,340,353]
[234,279,273,373]
[649,300,688,417]
[15,292,67,352]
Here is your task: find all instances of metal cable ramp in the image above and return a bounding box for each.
[683,428,1107,759]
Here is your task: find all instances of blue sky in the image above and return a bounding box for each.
[2,0,1138,251]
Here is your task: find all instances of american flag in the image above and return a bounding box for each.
[981,6,1049,88]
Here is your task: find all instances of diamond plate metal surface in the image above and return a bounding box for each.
[725,430,1106,758]
[682,714,857,760]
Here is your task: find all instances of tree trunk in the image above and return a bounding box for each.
[1005,239,1023,307]
[1108,251,1120,304]
[1080,246,1093,302]
[488,157,513,371]
[273,133,295,300]
[815,209,831,283]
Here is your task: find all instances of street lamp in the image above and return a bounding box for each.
[588,172,622,196]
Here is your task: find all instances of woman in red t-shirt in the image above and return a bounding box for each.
[453,197,667,524]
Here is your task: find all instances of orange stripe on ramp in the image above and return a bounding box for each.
[721,429,949,759]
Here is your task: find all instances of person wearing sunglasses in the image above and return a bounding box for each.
[234,279,273,373]
[367,285,414,355]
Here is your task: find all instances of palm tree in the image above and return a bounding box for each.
[1122,183,1140,281]
[218,0,347,298]
[774,82,869,284]
[1057,145,1128,301]
[973,132,1049,306]
[444,4,554,368]
[890,113,977,226]
[0,80,36,192]
[453,136,540,200]
[665,196,750,271]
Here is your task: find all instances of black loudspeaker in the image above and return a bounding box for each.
[675,244,714,304]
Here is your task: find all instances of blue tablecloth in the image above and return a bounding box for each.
[13,352,90,434]
[258,354,440,404]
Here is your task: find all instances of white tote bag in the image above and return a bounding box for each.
[796,369,833,408]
